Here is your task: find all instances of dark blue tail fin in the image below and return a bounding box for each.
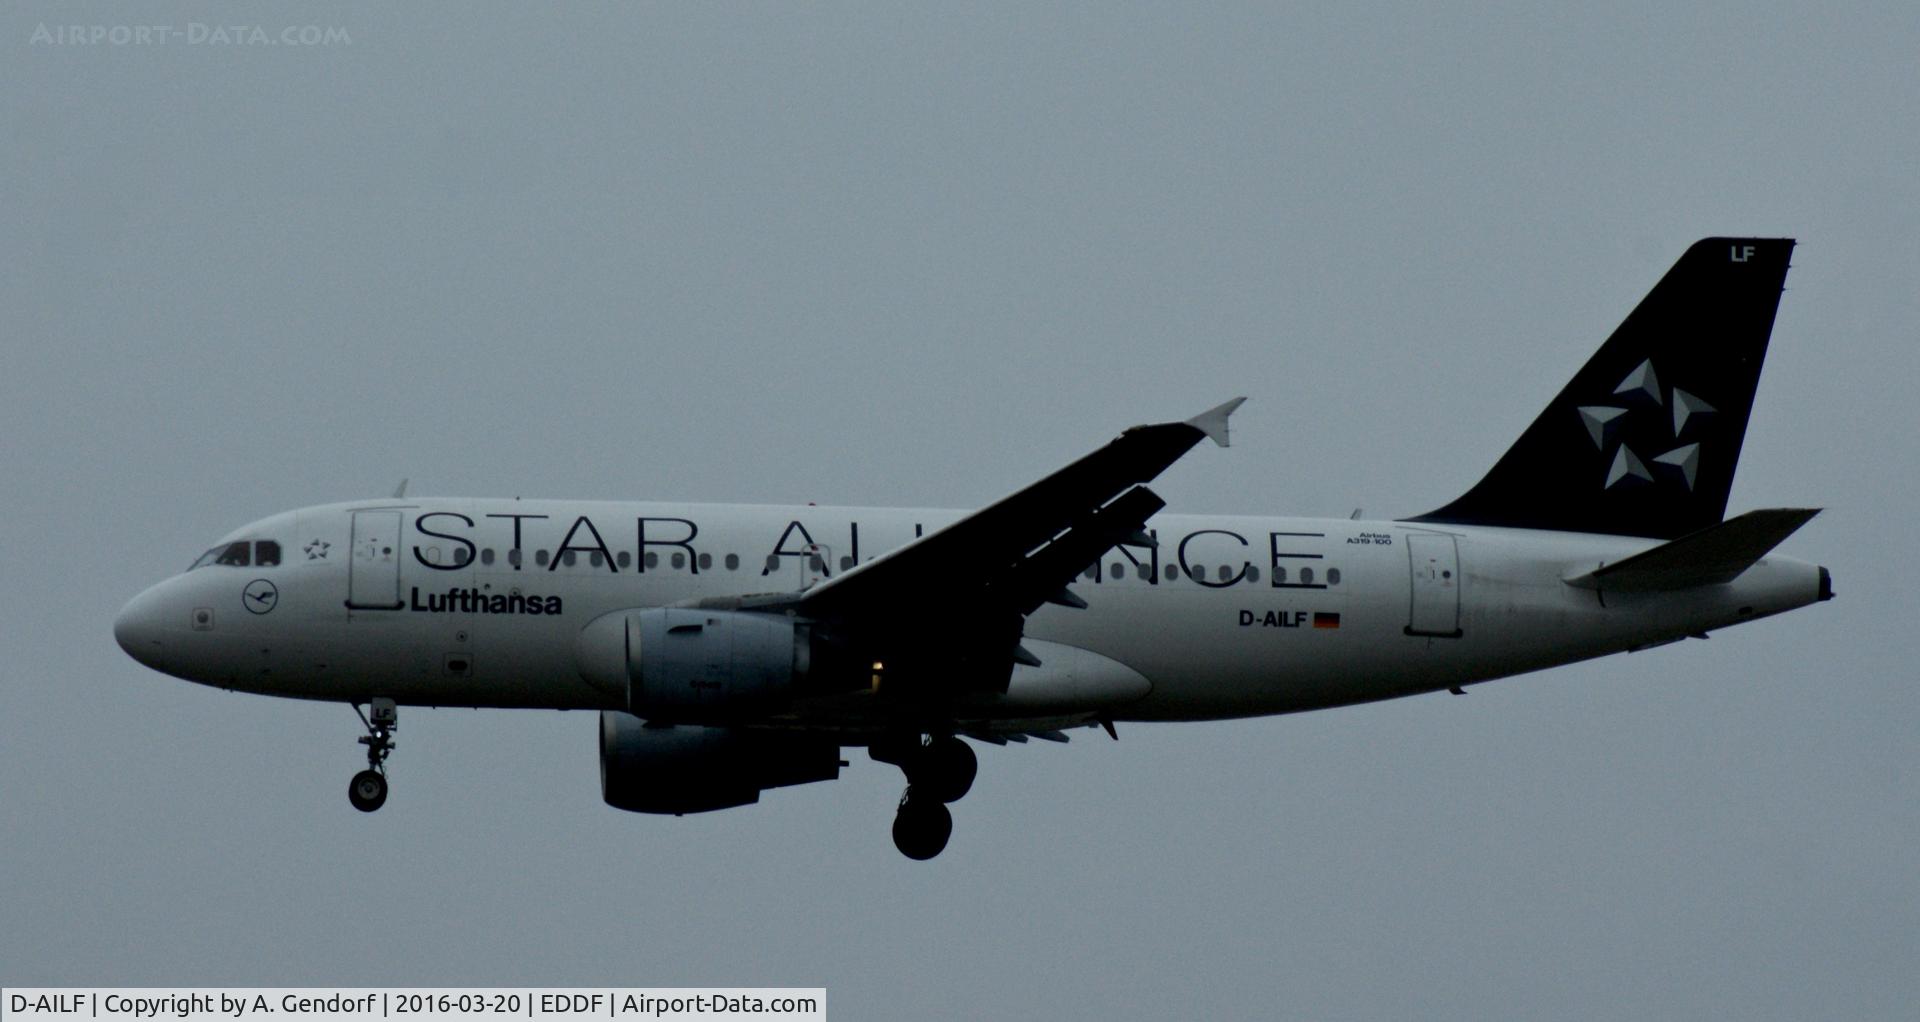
[1408,238,1794,539]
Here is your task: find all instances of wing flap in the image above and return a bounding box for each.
[991,485,1166,617]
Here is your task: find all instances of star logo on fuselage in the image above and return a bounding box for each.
[305,540,331,560]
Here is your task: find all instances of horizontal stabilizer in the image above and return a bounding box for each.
[1564,508,1820,591]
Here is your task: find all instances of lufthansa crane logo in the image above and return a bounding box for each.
[243,579,279,615]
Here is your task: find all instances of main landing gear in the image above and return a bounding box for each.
[872,734,977,860]
[348,698,397,813]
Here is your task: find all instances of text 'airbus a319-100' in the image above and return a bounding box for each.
[116,238,1831,859]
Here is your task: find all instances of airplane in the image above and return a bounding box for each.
[114,237,1831,859]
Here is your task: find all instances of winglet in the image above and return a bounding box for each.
[1186,397,1247,448]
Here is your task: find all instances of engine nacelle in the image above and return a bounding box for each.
[576,608,810,719]
[599,711,840,814]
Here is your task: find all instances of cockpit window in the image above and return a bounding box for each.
[189,540,279,571]
[215,542,250,566]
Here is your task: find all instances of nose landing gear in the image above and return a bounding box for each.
[348,698,397,813]
[873,734,977,860]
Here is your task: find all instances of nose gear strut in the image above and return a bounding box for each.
[348,698,397,812]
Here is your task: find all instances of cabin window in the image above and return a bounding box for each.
[452,547,470,567]
[507,549,522,568]
[563,551,578,567]
[1217,565,1232,582]
[1327,568,1341,585]
[480,548,496,566]
[1164,564,1180,581]
[645,552,660,569]
[765,555,781,572]
[535,550,550,567]
[1300,567,1314,584]
[1246,566,1261,583]
[617,551,632,569]
[724,554,740,571]
[589,551,603,568]
[698,553,713,570]
[671,552,686,570]
[1110,562,1127,580]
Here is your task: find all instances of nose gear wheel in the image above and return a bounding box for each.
[348,769,388,812]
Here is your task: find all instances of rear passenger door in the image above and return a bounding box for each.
[1405,533,1462,638]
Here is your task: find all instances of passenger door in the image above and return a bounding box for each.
[1405,533,1462,638]
[347,510,404,610]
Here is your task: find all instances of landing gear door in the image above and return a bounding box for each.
[348,510,404,610]
[1406,533,1462,638]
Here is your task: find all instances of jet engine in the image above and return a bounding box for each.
[577,608,845,719]
[599,711,840,814]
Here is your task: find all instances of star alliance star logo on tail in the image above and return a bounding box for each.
[1575,359,1715,491]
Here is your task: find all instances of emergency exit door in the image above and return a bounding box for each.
[347,510,404,609]
[1405,533,1462,638]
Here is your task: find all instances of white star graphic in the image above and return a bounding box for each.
[1613,359,1662,405]
[1605,445,1653,488]
[1671,388,1717,436]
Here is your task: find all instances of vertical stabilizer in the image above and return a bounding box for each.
[1408,238,1794,539]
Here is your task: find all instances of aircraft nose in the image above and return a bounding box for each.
[114,583,171,669]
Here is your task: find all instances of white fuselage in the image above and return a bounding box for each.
[114,498,1826,733]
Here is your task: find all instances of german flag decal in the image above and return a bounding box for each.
[1313,612,1341,629]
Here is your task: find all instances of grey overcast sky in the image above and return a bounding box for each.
[3,3,1915,1018]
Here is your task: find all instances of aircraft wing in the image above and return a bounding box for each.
[749,398,1244,689]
